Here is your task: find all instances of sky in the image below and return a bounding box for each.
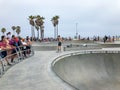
[0,0,120,38]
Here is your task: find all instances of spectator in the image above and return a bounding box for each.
[21,38,27,57]
[26,36,32,54]
[0,35,12,65]
[9,35,18,63]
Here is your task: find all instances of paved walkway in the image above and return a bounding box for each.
[0,51,75,90]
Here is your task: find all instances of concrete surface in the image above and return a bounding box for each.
[0,41,120,90]
[53,52,120,90]
[0,51,75,90]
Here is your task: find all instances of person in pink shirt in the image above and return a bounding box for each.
[0,35,12,66]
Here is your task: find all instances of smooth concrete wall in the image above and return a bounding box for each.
[32,43,120,51]
[100,44,120,48]
[32,46,57,51]
[53,53,120,90]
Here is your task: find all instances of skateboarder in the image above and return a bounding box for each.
[57,35,63,52]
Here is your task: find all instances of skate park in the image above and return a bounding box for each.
[0,40,120,90]
[1,0,120,89]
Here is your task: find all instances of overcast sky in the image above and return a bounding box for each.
[0,0,120,38]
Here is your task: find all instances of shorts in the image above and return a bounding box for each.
[0,51,7,58]
[11,49,16,54]
[58,42,62,46]
[26,46,31,50]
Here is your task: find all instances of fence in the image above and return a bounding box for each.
[0,45,34,77]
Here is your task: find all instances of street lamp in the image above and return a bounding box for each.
[76,23,78,39]
[51,20,56,39]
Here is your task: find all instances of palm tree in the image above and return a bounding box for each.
[1,28,6,35]
[51,17,56,38]
[16,29,21,36]
[11,26,16,35]
[35,15,45,40]
[55,16,59,37]
[35,25,39,40]
[16,26,20,29]
[28,15,35,39]
[40,25,44,40]
[16,26,21,36]
[51,15,59,38]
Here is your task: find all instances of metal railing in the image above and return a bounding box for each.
[0,45,34,77]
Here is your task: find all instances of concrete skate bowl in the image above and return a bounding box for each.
[52,51,120,90]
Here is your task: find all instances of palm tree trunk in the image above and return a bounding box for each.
[40,29,42,40]
[31,25,33,38]
[54,26,56,39]
[13,30,15,35]
[33,27,35,38]
[31,25,35,39]
[37,29,39,40]
[42,30,44,39]
[37,31,38,40]
[41,30,43,40]
[56,25,58,37]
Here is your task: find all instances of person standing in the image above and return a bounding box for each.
[26,36,32,54]
[57,35,63,52]
[0,35,12,65]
